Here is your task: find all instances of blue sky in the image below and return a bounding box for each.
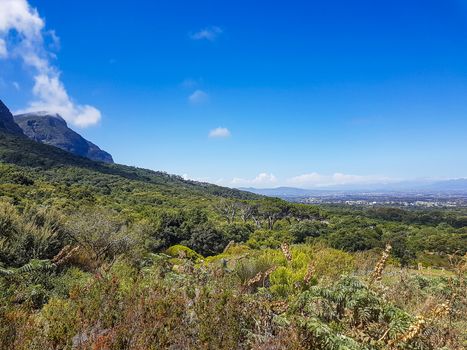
[1,0,467,188]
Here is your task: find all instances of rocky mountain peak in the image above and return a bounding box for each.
[14,111,114,163]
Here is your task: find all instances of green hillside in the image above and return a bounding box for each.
[0,130,260,201]
[0,131,466,349]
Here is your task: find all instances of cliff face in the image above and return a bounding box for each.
[14,112,114,163]
[0,100,24,136]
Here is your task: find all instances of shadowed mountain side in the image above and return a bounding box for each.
[0,100,24,136]
[14,112,113,163]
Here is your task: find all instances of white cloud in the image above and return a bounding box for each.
[180,173,213,183]
[0,38,7,58]
[189,89,209,104]
[187,171,397,189]
[221,172,394,189]
[209,127,230,138]
[16,73,101,127]
[0,0,101,127]
[286,172,393,188]
[230,173,278,188]
[12,81,20,90]
[190,26,223,41]
[46,29,60,50]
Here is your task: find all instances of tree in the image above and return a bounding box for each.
[145,208,210,251]
[258,198,290,230]
[288,204,323,222]
[188,224,229,256]
[328,227,382,252]
[221,223,253,243]
[238,201,257,223]
[290,220,328,243]
[215,200,240,224]
[66,209,132,265]
[383,231,416,266]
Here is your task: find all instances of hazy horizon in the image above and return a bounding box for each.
[236,177,467,190]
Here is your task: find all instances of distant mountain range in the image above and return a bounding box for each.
[422,179,467,192]
[240,179,467,197]
[0,99,113,163]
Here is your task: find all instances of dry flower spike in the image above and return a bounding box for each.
[370,243,392,284]
[281,243,292,262]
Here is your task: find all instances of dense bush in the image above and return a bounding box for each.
[0,202,68,267]
[328,227,383,252]
[1,131,466,348]
[1,243,464,349]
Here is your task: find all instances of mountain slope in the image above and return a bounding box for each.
[0,100,24,136]
[14,112,114,163]
[0,130,259,200]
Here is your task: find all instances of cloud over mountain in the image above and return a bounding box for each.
[0,0,101,127]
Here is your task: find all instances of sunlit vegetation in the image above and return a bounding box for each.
[1,131,466,349]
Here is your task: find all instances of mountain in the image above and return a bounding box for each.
[422,178,467,192]
[0,100,24,136]
[14,112,114,163]
[241,179,467,198]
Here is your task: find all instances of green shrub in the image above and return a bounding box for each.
[166,244,203,261]
[290,220,328,243]
[247,229,293,249]
[0,202,68,267]
[312,247,355,280]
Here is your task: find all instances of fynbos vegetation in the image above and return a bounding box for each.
[0,135,466,348]
[0,108,466,349]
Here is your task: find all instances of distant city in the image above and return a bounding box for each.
[240,180,467,208]
[295,192,467,208]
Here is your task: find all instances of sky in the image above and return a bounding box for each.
[1,0,467,188]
